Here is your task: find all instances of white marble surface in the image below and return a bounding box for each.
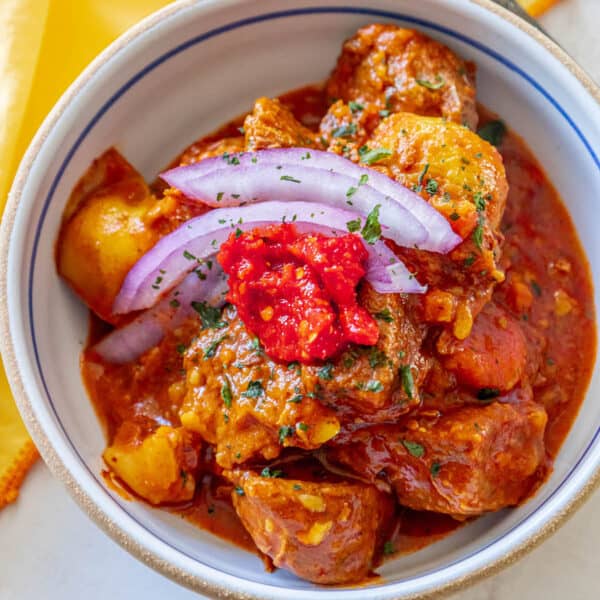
[2,1,599,598]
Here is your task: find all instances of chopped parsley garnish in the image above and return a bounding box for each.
[477,387,500,401]
[359,174,369,185]
[348,101,364,113]
[317,363,334,380]
[221,378,233,408]
[297,422,309,432]
[368,348,388,369]
[280,175,301,183]
[176,343,187,355]
[289,394,303,404]
[477,120,506,147]
[346,186,358,199]
[400,365,414,399]
[364,380,384,393]
[472,214,485,250]
[293,484,303,491]
[235,227,243,238]
[216,191,224,202]
[531,281,542,297]
[374,308,393,323]
[430,462,441,477]
[191,301,227,329]
[426,178,439,195]
[383,541,396,555]
[301,151,311,160]
[379,109,391,118]
[474,191,486,212]
[241,380,264,398]
[204,334,228,359]
[332,123,357,138]
[402,440,425,458]
[358,146,393,165]
[463,254,476,267]
[416,163,430,191]
[278,425,294,444]
[416,75,446,90]
[170,299,181,308]
[346,218,361,233]
[234,486,245,496]
[287,361,301,375]
[361,204,382,244]
[261,467,284,478]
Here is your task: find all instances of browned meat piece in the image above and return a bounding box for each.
[177,136,245,166]
[227,470,392,584]
[326,24,478,129]
[244,97,321,150]
[179,306,341,469]
[328,401,547,516]
[436,302,527,392]
[302,284,429,423]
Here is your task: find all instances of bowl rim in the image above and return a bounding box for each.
[1,0,599,598]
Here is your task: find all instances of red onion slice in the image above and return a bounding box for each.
[161,148,460,253]
[161,162,427,250]
[94,265,227,364]
[113,201,425,314]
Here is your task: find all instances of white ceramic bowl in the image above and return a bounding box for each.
[2,1,600,598]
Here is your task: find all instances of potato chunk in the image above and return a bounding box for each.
[227,471,391,584]
[56,149,160,323]
[104,424,200,505]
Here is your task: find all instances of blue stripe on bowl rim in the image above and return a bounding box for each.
[26,5,600,591]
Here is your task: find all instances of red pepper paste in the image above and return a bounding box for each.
[217,224,379,363]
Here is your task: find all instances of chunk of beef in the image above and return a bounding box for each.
[179,306,341,469]
[244,97,320,150]
[227,470,391,584]
[326,24,478,129]
[328,401,547,516]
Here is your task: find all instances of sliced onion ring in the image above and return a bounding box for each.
[95,264,227,363]
[113,201,425,315]
[161,148,460,253]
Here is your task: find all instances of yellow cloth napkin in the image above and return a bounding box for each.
[0,0,559,509]
[0,0,172,510]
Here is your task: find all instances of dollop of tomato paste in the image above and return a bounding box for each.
[217,224,379,363]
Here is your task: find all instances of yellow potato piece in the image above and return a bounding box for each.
[103,426,196,505]
[517,0,559,18]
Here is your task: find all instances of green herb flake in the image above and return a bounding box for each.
[293,484,303,491]
[383,541,396,555]
[203,334,228,359]
[170,299,181,308]
[280,175,301,183]
[430,462,441,477]
[216,191,224,202]
[477,120,506,147]
[359,174,369,186]
[368,348,388,369]
[317,363,334,381]
[297,422,309,432]
[463,254,476,267]
[235,227,243,238]
[365,380,384,393]
[278,425,294,444]
[346,218,361,233]
[242,380,264,398]
[472,215,484,250]
[379,109,391,118]
[400,365,414,399]
[361,204,382,244]
[531,281,542,297]
[473,191,486,212]
[348,101,364,113]
[425,178,439,195]
[416,75,445,90]
[374,308,393,322]
[261,466,284,478]
[346,186,358,199]
[289,394,303,404]
[359,146,393,165]
[402,440,425,458]
[176,343,187,355]
[221,378,233,408]
[332,123,357,138]
[191,301,227,329]
[234,486,245,496]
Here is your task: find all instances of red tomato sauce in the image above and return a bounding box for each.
[218,223,379,363]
